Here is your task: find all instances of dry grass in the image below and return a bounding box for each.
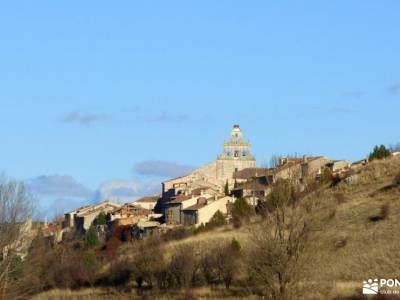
[31,156,400,299]
[31,288,129,300]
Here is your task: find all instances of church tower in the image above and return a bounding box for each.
[216,125,256,185]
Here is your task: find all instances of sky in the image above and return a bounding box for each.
[0,1,399,218]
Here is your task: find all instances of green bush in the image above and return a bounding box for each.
[207,210,226,229]
[83,250,97,267]
[369,144,391,161]
[231,197,253,221]
[84,226,98,249]
[95,211,107,225]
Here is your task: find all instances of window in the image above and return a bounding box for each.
[242,151,246,157]
[234,150,239,157]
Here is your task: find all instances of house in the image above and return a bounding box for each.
[231,180,272,205]
[351,159,368,171]
[165,195,200,225]
[134,195,160,211]
[131,219,162,239]
[68,201,121,233]
[107,202,152,223]
[327,160,351,175]
[301,156,330,179]
[181,196,232,226]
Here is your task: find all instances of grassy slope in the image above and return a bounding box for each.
[33,156,400,299]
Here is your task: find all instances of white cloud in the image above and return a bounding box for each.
[28,175,93,198]
[93,179,160,204]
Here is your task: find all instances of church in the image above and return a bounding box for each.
[158,125,256,211]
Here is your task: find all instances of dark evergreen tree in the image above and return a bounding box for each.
[369,144,391,161]
[84,226,98,248]
[224,180,229,195]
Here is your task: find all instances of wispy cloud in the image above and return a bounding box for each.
[388,82,400,95]
[62,111,109,125]
[27,175,93,198]
[133,160,195,178]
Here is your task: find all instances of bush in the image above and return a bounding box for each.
[369,144,391,161]
[231,197,253,222]
[131,237,166,289]
[207,210,226,229]
[84,226,98,249]
[95,211,107,226]
[163,226,191,242]
[168,244,198,288]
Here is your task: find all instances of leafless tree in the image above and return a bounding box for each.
[247,179,311,300]
[0,176,33,298]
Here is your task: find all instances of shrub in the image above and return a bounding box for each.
[163,226,191,241]
[369,144,391,161]
[207,210,226,229]
[214,240,241,289]
[200,240,241,288]
[168,244,198,288]
[131,237,165,289]
[231,197,253,222]
[84,226,98,249]
[95,211,107,226]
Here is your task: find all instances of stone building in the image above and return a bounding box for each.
[159,125,256,212]
[181,196,232,226]
[134,195,160,211]
[64,201,121,233]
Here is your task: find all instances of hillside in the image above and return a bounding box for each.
[30,155,400,299]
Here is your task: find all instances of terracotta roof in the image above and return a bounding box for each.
[169,195,192,204]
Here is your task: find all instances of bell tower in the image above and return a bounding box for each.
[216,125,256,185]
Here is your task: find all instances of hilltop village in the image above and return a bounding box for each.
[3,124,400,300]
[16,124,382,247]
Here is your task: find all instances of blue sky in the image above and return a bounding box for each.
[0,1,399,217]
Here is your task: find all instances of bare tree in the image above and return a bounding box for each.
[0,177,33,297]
[247,179,310,300]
